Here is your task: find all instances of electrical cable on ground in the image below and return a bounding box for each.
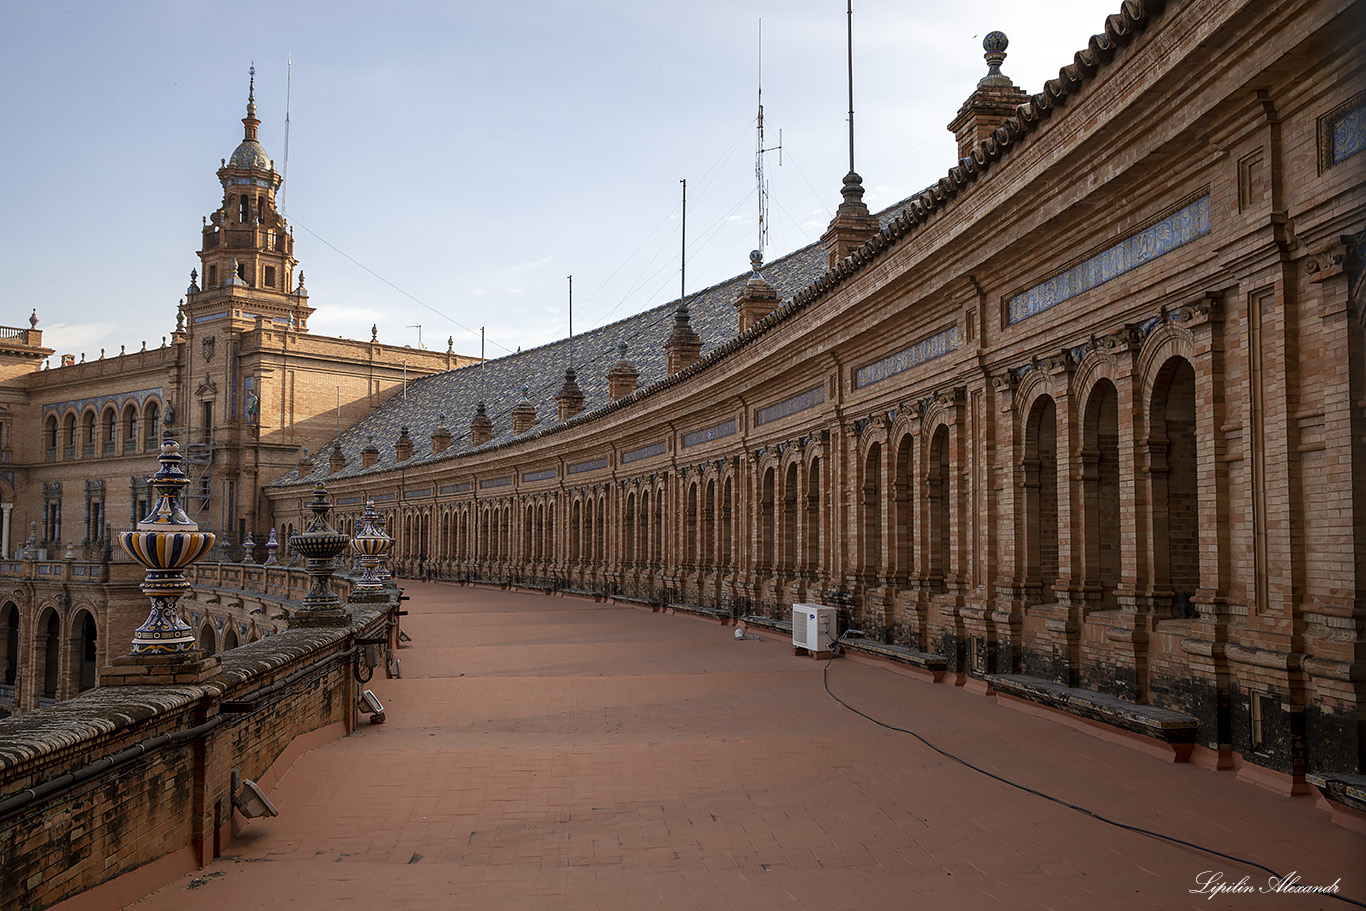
[821,637,1365,908]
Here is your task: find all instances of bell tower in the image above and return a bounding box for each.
[184,69,313,331]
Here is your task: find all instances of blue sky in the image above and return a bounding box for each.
[3,0,1120,361]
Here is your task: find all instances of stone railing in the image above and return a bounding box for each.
[0,593,400,911]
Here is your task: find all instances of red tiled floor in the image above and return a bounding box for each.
[129,584,1365,910]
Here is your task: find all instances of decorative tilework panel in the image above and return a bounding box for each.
[371,493,395,503]
[683,420,736,448]
[1333,105,1366,163]
[480,476,512,489]
[193,312,227,324]
[755,386,826,425]
[522,468,557,483]
[622,441,666,464]
[404,488,432,500]
[1007,195,1211,324]
[337,496,363,506]
[854,326,959,389]
[568,457,608,475]
[440,482,471,495]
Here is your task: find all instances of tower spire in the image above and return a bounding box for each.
[243,64,260,143]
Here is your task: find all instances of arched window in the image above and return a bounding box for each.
[1025,397,1059,604]
[45,416,58,459]
[1149,358,1199,617]
[83,411,96,456]
[123,404,139,453]
[144,402,160,447]
[927,427,951,587]
[1,603,19,693]
[862,444,882,579]
[102,408,117,455]
[63,414,77,457]
[1083,380,1121,611]
[74,612,98,692]
[40,610,61,702]
[198,623,217,657]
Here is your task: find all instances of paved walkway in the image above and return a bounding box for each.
[131,584,1364,910]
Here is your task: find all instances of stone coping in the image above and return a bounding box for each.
[0,599,394,780]
[1307,772,1366,814]
[984,674,1199,743]
[668,602,732,623]
[843,639,948,672]
[740,614,793,634]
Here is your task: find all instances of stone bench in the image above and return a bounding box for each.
[843,640,948,682]
[984,673,1199,761]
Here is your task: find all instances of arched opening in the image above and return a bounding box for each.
[781,463,798,575]
[45,415,58,459]
[1,603,19,698]
[684,485,697,566]
[759,468,775,571]
[927,427,951,587]
[804,459,821,575]
[651,490,662,564]
[703,480,716,570]
[862,443,882,579]
[523,504,534,562]
[571,500,582,564]
[144,401,160,447]
[1025,396,1059,604]
[123,403,139,452]
[893,435,914,581]
[102,408,117,455]
[623,493,637,565]
[64,413,77,458]
[82,411,96,456]
[1150,358,1199,617]
[73,611,98,692]
[1083,380,1121,611]
[198,623,217,657]
[223,627,239,651]
[721,479,733,568]
[239,194,249,223]
[39,609,61,703]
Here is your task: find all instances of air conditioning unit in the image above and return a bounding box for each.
[791,604,836,654]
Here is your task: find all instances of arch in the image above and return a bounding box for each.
[1149,356,1199,617]
[1,602,18,691]
[63,412,77,457]
[1024,395,1059,603]
[71,609,98,692]
[1082,379,1121,610]
[38,608,61,702]
[198,622,217,657]
[623,491,637,565]
[927,425,951,585]
[684,484,697,566]
[721,478,733,568]
[101,406,117,455]
[804,456,821,574]
[892,432,914,580]
[144,400,161,447]
[82,409,97,457]
[759,467,775,571]
[861,442,882,578]
[45,414,59,458]
[703,479,716,570]
[570,500,582,563]
[123,402,139,453]
[223,626,240,651]
[781,462,799,574]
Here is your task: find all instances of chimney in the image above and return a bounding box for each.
[395,426,414,462]
[360,436,380,469]
[666,304,702,375]
[471,402,493,447]
[556,368,584,421]
[820,171,879,269]
[947,32,1029,161]
[607,341,639,401]
[736,250,780,333]
[297,447,313,476]
[431,415,452,453]
[328,441,346,474]
[512,387,538,434]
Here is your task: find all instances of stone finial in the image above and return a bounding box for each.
[512,386,538,434]
[736,252,780,334]
[447,336,454,354]
[947,29,1029,160]
[395,426,414,462]
[371,324,378,343]
[264,528,280,564]
[666,304,702,375]
[29,309,38,329]
[187,268,200,295]
[471,402,493,446]
[241,531,257,564]
[288,482,351,620]
[607,341,639,402]
[820,172,879,269]
[361,435,380,468]
[351,499,392,594]
[556,368,585,420]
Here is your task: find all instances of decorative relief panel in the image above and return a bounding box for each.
[682,419,736,448]
[440,482,471,495]
[755,386,826,426]
[522,468,557,483]
[403,488,432,500]
[854,326,959,389]
[480,476,512,489]
[1007,194,1211,324]
[42,387,163,420]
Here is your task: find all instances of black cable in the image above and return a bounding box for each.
[822,642,1365,908]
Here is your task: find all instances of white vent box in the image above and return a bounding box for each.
[791,604,836,655]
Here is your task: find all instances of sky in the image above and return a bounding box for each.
[2,0,1122,362]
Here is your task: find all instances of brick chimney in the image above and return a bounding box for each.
[607,341,639,401]
[736,250,780,333]
[947,32,1030,161]
[556,368,584,421]
[296,447,313,476]
[360,436,380,468]
[395,426,414,462]
[512,387,538,434]
[471,402,493,447]
[820,171,879,269]
[431,416,452,454]
[666,304,702,375]
[328,441,346,474]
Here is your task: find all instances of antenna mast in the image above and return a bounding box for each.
[756,19,782,259]
[847,0,856,174]
[680,179,687,299]
[567,275,574,368]
[282,54,292,215]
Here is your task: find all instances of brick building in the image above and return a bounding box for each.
[261,0,1366,788]
[0,78,477,713]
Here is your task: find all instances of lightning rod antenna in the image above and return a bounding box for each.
[756,19,782,260]
[282,54,292,215]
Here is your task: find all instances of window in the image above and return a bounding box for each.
[264,266,276,288]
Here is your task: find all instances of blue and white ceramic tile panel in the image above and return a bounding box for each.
[854,326,959,390]
[567,457,609,475]
[621,442,666,464]
[403,488,432,500]
[755,386,826,426]
[42,387,164,420]
[521,468,556,482]
[479,476,512,489]
[1007,195,1212,325]
[440,482,472,494]
[682,419,736,449]
[1333,104,1366,163]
